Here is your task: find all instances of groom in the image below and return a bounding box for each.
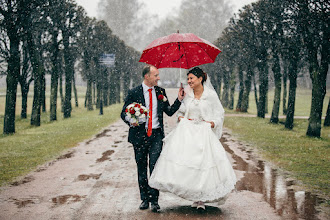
[121,64,185,212]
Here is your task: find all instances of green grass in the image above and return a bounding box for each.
[0,103,122,186]
[224,88,330,117]
[224,116,330,196]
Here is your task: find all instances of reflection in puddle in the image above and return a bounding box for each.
[220,135,325,220]
[51,194,86,205]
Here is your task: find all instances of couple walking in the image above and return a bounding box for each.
[120,65,236,212]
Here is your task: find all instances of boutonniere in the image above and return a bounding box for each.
[157,93,167,102]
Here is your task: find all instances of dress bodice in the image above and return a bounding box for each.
[187,99,203,121]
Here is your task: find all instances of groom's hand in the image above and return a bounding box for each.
[178,87,185,101]
[131,122,139,127]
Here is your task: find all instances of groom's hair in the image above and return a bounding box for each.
[142,65,152,78]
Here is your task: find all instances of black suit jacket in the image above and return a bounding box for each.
[121,85,181,145]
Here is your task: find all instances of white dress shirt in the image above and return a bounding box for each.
[142,82,160,129]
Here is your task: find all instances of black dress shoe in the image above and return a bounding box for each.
[139,200,149,210]
[150,201,160,212]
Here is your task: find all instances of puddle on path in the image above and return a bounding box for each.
[77,173,101,181]
[13,199,35,208]
[220,135,325,220]
[51,194,86,205]
[11,176,35,186]
[57,151,74,160]
[96,150,114,163]
[86,129,112,144]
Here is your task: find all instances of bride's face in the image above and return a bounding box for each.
[187,73,202,89]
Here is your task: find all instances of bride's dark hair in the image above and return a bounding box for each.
[187,67,207,84]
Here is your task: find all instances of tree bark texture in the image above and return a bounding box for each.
[285,62,298,129]
[241,68,252,112]
[236,67,244,111]
[282,61,288,115]
[257,62,268,118]
[3,35,20,134]
[63,34,73,118]
[324,98,330,127]
[270,54,282,123]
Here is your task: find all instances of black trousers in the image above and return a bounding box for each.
[133,128,163,202]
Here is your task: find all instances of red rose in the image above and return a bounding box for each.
[129,107,135,115]
[158,94,164,100]
[134,103,141,108]
[145,112,148,116]
[140,108,144,114]
[125,108,128,113]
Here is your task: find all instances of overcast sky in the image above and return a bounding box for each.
[76,0,256,19]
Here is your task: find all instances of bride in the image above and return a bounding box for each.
[149,67,237,210]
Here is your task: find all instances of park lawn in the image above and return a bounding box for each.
[0,103,122,186]
[224,116,330,196]
[224,88,330,117]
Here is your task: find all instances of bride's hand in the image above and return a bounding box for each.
[206,121,215,128]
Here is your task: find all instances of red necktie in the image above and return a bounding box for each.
[147,88,153,137]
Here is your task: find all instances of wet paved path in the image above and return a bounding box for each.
[0,89,327,220]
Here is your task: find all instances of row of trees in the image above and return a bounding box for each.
[0,0,141,134]
[206,0,329,138]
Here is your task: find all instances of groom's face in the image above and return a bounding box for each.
[145,66,160,87]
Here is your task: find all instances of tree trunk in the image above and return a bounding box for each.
[103,70,109,107]
[270,54,282,123]
[73,74,78,107]
[228,67,236,110]
[306,65,327,137]
[31,73,42,126]
[3,35,20,134]
[306,26,329,137]
[221,70,229,108]
[41,73,46,113]
[115,69,121,103]
[96,82,101,109]
[285,62,298,129]
[257,62,268,118]
[229,78,235,110]
[86,78,93,110]
[20,43,31,119]
[282,61,288,115]
[109,71,116,105]
[218,73,222,99]
[253,73,259,110]
[20,83,29,119]
[236,67,244,111]
[63,35,73,118]
[324,98,330,127]
[93,81,96,105]
[28,32,43,126]
[241,68,252,112]
[59,72,64,113]
[50,60,59,121]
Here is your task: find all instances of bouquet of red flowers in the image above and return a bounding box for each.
[125,102,149,125]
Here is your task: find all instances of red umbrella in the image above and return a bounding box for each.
[139,32,221,69]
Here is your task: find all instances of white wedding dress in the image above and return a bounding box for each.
[149,86,237,202]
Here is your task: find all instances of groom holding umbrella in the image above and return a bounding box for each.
[121,31,221,212]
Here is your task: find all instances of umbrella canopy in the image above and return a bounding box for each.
[139,33,221,69]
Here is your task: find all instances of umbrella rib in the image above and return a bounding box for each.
[180,43,190,69]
